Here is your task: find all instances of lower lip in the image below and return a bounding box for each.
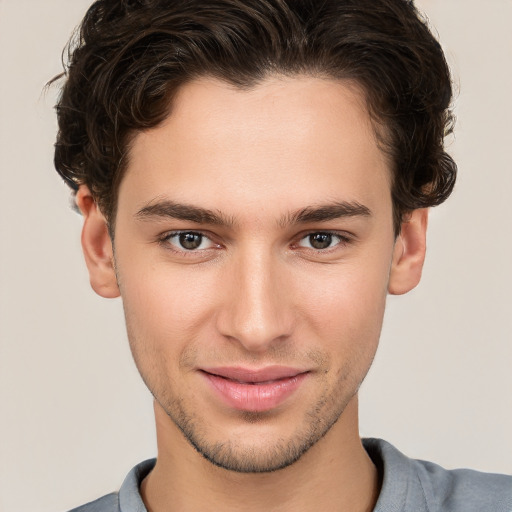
[202,372,308,412]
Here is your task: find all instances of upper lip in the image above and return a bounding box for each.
[200,366,308,383]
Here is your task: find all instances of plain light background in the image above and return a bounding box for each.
[0,1,511,511]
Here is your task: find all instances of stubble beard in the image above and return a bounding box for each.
[121,293,377,475]
[151,367,358,474]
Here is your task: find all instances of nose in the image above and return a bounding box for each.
[216,247,295,353]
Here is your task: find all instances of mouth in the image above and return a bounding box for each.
[199,366,310,412]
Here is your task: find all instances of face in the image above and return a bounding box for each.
[85,76,423,473]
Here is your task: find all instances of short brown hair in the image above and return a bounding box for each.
[52,0,456,235]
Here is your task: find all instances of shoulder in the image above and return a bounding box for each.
[364,438,512,512]
[68,493,119,512]
[415,457,512,511]
[66,458,156,512]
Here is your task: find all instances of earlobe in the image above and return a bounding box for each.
[76,186,120,299]
[388,208,428,295]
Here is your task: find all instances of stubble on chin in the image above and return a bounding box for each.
[126,318,377,473]
[152,361,360,474]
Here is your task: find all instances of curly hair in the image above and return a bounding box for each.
[52,0,456,235]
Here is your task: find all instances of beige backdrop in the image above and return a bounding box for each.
[0,1,511,511]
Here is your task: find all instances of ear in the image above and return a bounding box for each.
[76,186,120,299]
[388,208,428,295]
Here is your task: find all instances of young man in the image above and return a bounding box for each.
[52,0,511,510]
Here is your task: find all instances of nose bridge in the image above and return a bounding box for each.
[217,243,293,352]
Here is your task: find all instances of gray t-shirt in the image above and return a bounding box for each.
[69,438,512,511]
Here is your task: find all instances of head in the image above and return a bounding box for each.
[53,0,456,473]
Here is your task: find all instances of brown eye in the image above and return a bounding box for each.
[308,233,333,249]
[179,232,203,250]
[161,231,218,255]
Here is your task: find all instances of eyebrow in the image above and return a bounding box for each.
[281,201,371,227]
[135,200,236,226]
[135,199,371,227]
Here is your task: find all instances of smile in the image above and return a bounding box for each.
[200,366,310,412]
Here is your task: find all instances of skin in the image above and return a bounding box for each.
[77,76,428,512]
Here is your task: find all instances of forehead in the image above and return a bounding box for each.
[120,76,391,220]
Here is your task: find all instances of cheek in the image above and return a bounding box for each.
[293,255,391,362]
[116,253,221,350]
[117,259,223,400]
[297,256,390,322]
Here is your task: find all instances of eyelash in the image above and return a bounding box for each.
[294,232,352,252]
[158,230,353,257]
[158,231,220,256]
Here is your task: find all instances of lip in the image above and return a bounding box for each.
[200,366,309,412]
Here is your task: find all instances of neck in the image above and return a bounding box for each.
[141,396,379,512]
